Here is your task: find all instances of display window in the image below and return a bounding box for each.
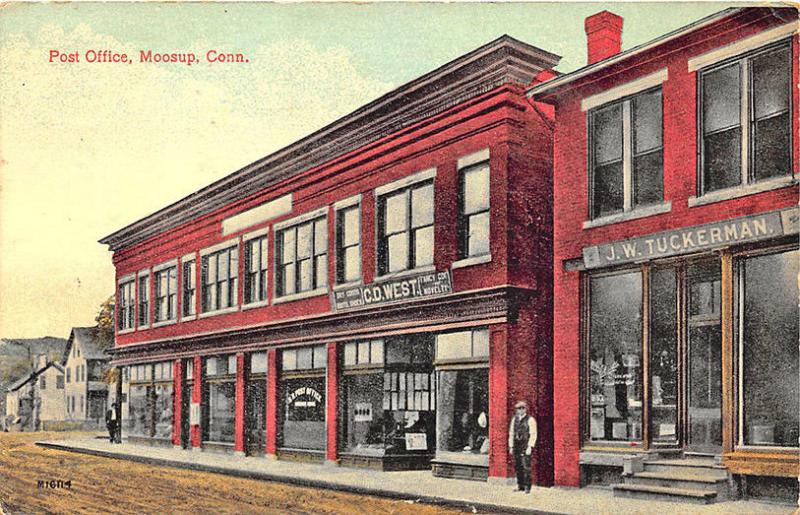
[434,329,489,464]
[127,362,173,440]
[246,352,268,454]
[737,248,799,448]
[279,345,326,451]
[203,354,236,443]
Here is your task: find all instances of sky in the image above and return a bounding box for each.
[0,2,730,338]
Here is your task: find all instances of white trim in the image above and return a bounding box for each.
[241,299,269,311]
[273,206,328,232]
[200,237,239,257]
[333,194,362,210]
[688,176,798,207]
[332,280,363,292]
[581,68,669,112]
[582,201,672,229]
[137,268,150,278]
[152,318,178,329]
[740,59,750,188]
[457,148,490,169]
[374,264,436,282]
[242,226,269,242]
[117,328,135,336]
[374,167,436,197]
[687,21,798,72]
[181,314,197,323]
[198,305,240,319]
[622,101,633,212]
[153,259,178,273]
[272,286,328,305]
[117,273,136,285]
[451,254,492,270]
[181,252,197,263]
[221,194,292,236]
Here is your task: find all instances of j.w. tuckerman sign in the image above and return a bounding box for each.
[331,270,453,311]
[583,208,799,269]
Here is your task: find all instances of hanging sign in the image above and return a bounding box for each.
[583,207,799,269]
[331,270,453,311]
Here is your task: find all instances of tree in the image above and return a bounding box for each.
[95,295,115,350]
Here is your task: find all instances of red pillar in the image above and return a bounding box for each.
[191,356,202,449]
[234,352,246,455]
[325,342,338,464]
[488,324,511,481]
[265,348,278,457]
[172,359,183,447]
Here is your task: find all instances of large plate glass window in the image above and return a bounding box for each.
[649,267,678,444]
[279,345,327,450]
[459,162,490,259]
[202,246,239,312]
[377,181,434,275]
[154,266,177,322]
[589,89,663,219]
[244,236,269,304]
[276,217,327,297]
[203,354,237,444]
[700,43,791,194]
[246,352,268,454]
[127,362,172,440]
[336,205,361,284]
[341,340,385,454]
[738,248,799,447]
[588,271,643,442]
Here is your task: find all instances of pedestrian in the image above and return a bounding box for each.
[508,400,537,493]
[105,402,118,444]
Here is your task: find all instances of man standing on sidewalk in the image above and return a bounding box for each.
[508,400,537,493]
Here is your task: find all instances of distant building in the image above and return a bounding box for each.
[33,355,66,430]
[4,371,38,431]
[62,327,111,427]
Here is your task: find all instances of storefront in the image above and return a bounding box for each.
[127,361,174,445]
[278,345,327,462]
[202,354,236,451]
[339,335,436,471]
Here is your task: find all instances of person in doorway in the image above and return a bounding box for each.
[508,400,537,493]
[105,402,118,444]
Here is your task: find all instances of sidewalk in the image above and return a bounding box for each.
[36,438,794,515]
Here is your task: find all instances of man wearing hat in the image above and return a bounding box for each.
[508,400,537,493]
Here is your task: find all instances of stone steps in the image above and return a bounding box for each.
[612,483,718,504]
[612,457,731,504]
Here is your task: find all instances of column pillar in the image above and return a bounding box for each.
[325,342,338,466]
[191,356,202,449]
[488,324,511,482]
[234,352,246,455]
[114,366,123,444]
[265,348,278,458]
[172,359,183,448]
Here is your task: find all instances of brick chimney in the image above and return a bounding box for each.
[585,11,623,65]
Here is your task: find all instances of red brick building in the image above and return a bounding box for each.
[100,37,559,484]
[530,7,798,502]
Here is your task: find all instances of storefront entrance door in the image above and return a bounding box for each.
[685,262,722,454]
[246,379,267,455]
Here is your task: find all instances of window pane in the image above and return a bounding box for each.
[206,382,235,443]
[436,369,489,458]
[753,112,791,182]
[358,341,370,364]
[250,352,268,374]
[154,384,174,439]
[742,250,799,447]
[633,150,663,207]
[314,220,327,255]
[206,357,218,376]
[260,240,269,271]
[472,329,490,358]
[342,208,360,247]
[414,226,434,267]
[282,263,296,295]
[219,278,229,308]
[313,345,327,369]
[467,212,490,257]
[703,64,740,134]
[370,340,384,364]
[411,184,434,228]
[436,332,472,360]
[703,128,741,192]
[589,272,642,442]
[344,247,361,283]
[387,233,409,272]
[384,192,408,234]
[344,343,357,366]
[299,259,312,291]
[593,103,623,164]
[296,347,313,370]
[633,89,662,154]
[315,255,327,288]
[752,47,790,120]
[248,241,259,273]
[282,229,295,264]
[344,373,386,453]
[650,268,678,443]
[282,350,297,371]
[463,165,490,214]
[297,224,312,258]
[281,376,326,450]
[592,161,624,218]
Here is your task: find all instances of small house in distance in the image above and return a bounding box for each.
[62,327,111,427]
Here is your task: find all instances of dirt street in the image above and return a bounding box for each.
[0,432,467,515]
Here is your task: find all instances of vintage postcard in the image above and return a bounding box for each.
[0,2,798,513]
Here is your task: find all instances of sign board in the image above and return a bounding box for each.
[331,270,453,311]
[353,402,373,422]
[287,386,322,408]
[404,432,428,451]
[582,208,799,270]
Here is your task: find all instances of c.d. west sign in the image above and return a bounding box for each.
[331,270,453,311]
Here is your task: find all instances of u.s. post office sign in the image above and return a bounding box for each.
[332,270,453,311]
[583,208,799,270]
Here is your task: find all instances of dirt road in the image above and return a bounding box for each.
[0,432,466,515]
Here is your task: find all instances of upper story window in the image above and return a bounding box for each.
[117,279,134,331]
[335,204,361,284]
[138,273,150,327]
[377,180,434,275]
[40,376,46,390]
[154,266,177,322]
[244,235,268,304]
[56,375,64,389]
[699,43,791,194]
[459,161,490,259]
[182,259,196,317]
[202,246,239,312]
[275,216,327,297]
[589,88,663,219]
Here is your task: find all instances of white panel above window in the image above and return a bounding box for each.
[221,194,292,236]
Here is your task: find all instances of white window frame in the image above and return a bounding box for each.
[243,227,270,309]
[181,252,198,321]
[335,196,362,287]
[117,273,136,334]
[273,207,329,303]
[153,260,178,327]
